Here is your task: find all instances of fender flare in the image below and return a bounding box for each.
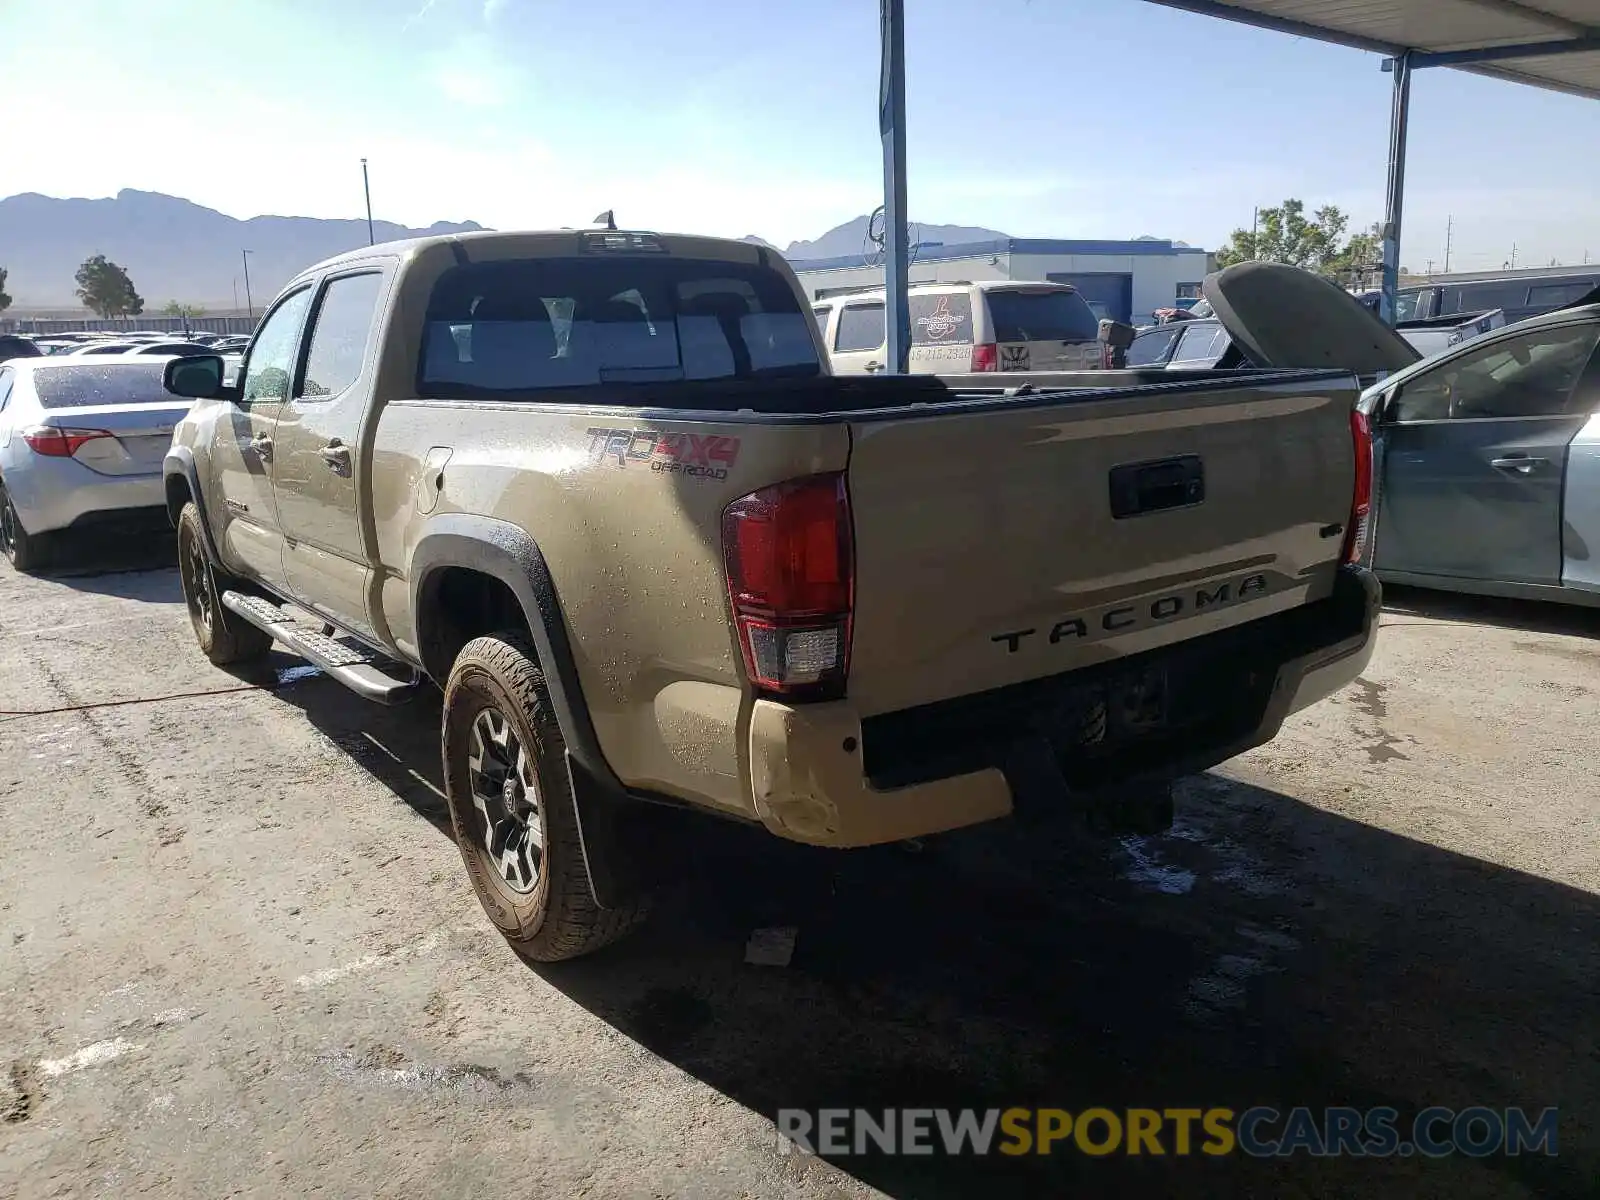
[163,447,222,564]
[409,514,639,908]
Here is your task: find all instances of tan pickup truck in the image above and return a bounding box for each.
[160,230,1403,960]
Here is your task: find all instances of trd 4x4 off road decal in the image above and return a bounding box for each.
[1000,345,1031,371]
[585,427,742,481]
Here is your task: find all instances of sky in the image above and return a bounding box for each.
[3,0,1600,269]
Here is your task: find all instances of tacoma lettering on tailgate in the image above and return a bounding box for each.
[991,573,1270,654]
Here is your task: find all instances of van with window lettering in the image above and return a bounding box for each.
[813,280,1102,375]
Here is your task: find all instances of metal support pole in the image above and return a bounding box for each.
[241,249,255,321]
[879,0,910,374]
[1379,51,1412,327]
[361,158,375,246]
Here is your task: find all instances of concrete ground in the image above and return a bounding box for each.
[1,536,1596,1199]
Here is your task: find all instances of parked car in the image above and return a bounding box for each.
[64,342,141,356]
[0,335,42,364]
[33,340,86,356]
[1126,318,1234,368]
[1357,300,1600,608]
[160,238,1385,961]
[0,359,195,569]
[1132,305,1499,371]
[813,281,1103,375]
[121,341,219,357]
[1393,272,1600,326]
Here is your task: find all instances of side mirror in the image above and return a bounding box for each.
[1098,319,1136,351]
[164,354,226,399]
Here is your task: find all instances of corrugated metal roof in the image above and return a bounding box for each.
[1146,0,1600,100]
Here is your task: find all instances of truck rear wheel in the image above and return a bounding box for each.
[441,633,646,961]
[177,502,271,666]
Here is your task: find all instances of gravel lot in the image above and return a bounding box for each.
[2,537,1597,1199]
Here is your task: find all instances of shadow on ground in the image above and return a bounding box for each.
[22,525,179,596]
[1382,582,1600,640]
[273,669,1598,1199]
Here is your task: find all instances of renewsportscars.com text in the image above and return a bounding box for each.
[776,1106,1558,1159]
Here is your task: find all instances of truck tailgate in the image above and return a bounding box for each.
[844,375,1357,717]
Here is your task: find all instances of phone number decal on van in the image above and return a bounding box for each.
[585,427,742,481]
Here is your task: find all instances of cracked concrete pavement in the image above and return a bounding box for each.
[2,537,1597,1198]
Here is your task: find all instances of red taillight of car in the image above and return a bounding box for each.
[970,342,998,372]
[1342,409,1374,565]
[722,472,854,701]
[22,426,113,457]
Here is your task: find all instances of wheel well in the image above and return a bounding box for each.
[165,474,193,525]
[418,567,534,681]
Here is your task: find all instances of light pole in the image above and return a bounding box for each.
[361,158,375,246]
[241,249,255,321]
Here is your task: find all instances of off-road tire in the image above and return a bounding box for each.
[0,482,50,573]
[176,502,271,666]
[442,632,647,961]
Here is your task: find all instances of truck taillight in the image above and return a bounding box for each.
[1342,409,1374,565]
[721,472,853,702]
[971,343,998,372]
[22,426,113,457]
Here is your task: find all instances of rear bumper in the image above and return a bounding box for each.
[747,566,1380,847]
[4,458,166,535]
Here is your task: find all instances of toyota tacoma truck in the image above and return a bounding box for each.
[160,233,1398,960]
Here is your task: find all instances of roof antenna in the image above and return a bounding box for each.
[593,210,617,231]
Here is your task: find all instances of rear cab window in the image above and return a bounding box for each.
[985,288,1099,343]
[32,364,171,408]
[418,256,821,398]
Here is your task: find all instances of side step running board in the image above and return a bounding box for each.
[221,590,420,705]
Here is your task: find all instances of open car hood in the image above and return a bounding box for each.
[1203,261,1421,377]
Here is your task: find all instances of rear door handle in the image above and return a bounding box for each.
[1490,455,1547,474]
[319,440,352,473]
[251,435,273,461]
[864,361,884,373]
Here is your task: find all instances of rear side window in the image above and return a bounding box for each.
[418,257,820,398]
[1526,282,1596,308]
[32,364,170,408]
[811,307,832,339]
[1169,324,1231,366]
[1442,282,1528,315]
[834,303,885,353]
[985,289,1099,343]
[909,292,973,344]
[1126,326,1180,367]
[300,272,384,399]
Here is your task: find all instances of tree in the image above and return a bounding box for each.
[1326,222,1383,291]
[74,254,144,318]
[0,267,11,315]
[1215,199,1379,279]
[162,300,205,318]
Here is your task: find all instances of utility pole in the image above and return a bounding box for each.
[1510,242,1518,269]
[232,278,239,313]
[361,158,375,246]
[1425,259,1434,274]
[1443,214,1452,272]
[1251,206,1259,249]
[241,249,255,320]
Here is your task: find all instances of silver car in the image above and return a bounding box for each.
[1359,298,1600,607]
[0,358,194,571]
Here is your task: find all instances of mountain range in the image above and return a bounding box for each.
[0,189,1009,310]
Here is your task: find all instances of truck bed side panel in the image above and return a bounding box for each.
[369,399,849,814]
